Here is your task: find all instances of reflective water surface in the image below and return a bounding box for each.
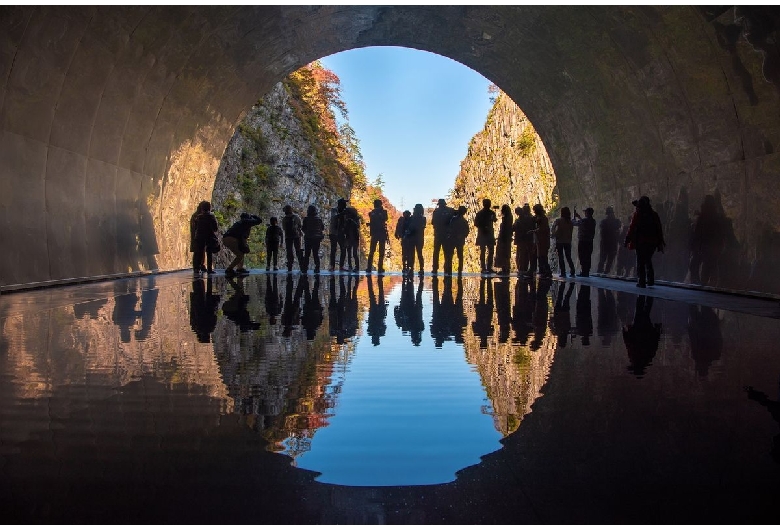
[2,272,780,493]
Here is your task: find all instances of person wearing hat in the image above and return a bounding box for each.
[443,205,469,275]
[431,198,455,274]
[624,195,665,288]
[366,198,389,274]
[597,206,622,274]
[573,206,597,276]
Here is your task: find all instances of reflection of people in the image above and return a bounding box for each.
[575,284,593,346]
[430,276,448,347]
[394,275,425,345]
[531,278,552,351]
[264,274,283,325]
[366,274,387,345]
[687,305,722,376]
[551,281,575,347]
[596,288,619,346]
[495,277,511,343]
[223,275,261,332]
[344,274,361,341]
[512,277,534,346]
[622,295,661,377]
[689,194,725,285]
[329,276,346,344]
[300,275,323,341]
[744,383,780,463]
[190,277,220,343]
[112,285,158,343]
[472,277,495,349]
[281,274,304,338]
[615,215,634,277]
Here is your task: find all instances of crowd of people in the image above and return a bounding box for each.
[189,194,666,288]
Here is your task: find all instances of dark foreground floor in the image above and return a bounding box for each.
[1,270,779,524]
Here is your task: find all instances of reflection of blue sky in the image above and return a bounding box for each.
[293,282,502,486]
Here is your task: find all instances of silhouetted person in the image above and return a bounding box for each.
[687,304,722,377]
[622,295,661,378]
[190,201,208,273]
[224,212,262,276]
[407,204,426,275]
[281,205,303,273]
[431,198,454,274]
[528,203,552,278]
[573,206,596,276]
[494,204,514,276]
[512,277,535,345]
[396,210,412,273]
[395,275,425,345]
[472,277,495,349]
[265,217,283,271]
[744,383,780,463]
[664,187,692,281]
[301,275,323,341]
[366,274,387,345]
[475,198,498,274]
[551,281,574,347]
[366,198,389,274]
[281,274,304,338]
[689,194,726,285]
[190,277,220,343]
[302,204,325,274]
[264,274,283,325]
[329,199,347,272]
[495,277,512,343]
[343,201,362,272]
[513,204,535,276]
[575,284,593,346]
[531,278,552,351]
[192,200,219,274]
[552,206,576,278]
[444,205,469,276]
[596,206,622,275]
[624,196,665,288]
[223,275,261,332]
[596,288,619,346]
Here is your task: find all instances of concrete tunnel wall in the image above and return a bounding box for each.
[1,5,779,294]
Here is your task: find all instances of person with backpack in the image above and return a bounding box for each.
[551,206,576,278]
[474,198,498,274]
[572,206,596,276]
[223,212,262,276]
[444,205,469,276]
[407,204,427,275]
[431,198,454,274]
[624,195,666,288]
[281,204,303,272]
[301,204,325,274]
[366,198,389,274]
[192,201,219,275]
[264,216,283,271]
[329,198,347,272]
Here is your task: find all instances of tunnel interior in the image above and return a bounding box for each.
[1,5,779,294]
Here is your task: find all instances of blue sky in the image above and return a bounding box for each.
[320,46,494,211]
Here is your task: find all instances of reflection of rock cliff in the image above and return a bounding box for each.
[459,278,557,436]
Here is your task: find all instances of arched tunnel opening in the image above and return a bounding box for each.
[1,5,780,295]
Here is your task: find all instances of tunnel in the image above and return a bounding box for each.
[2,5,779,295]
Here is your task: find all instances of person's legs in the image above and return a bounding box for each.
[408,243,416,272]
[432,236,442,272]
[266,245,272,270]
[302,241,312,272]
[636,249,647,287]
[286,239,295,271]
[415,242,424,273]
[556,243,566,276]
[479,245,487,272]
[312,240,321,272]
[206,251,213,273]
[367,238,378,271]
[223,236,243,272]
[456,245,464,274]
[293,238,303,270]
[578,240,592,275]
[486,245,494,272]
[377,239,385,272]
[564,243,575,274]
[193,243,205,273]
[329,236,338,270]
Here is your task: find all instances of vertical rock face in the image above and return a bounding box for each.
[450,90,558,273]
[210,82,351,268]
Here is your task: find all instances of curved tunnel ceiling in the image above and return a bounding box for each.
[1,5,779,293]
